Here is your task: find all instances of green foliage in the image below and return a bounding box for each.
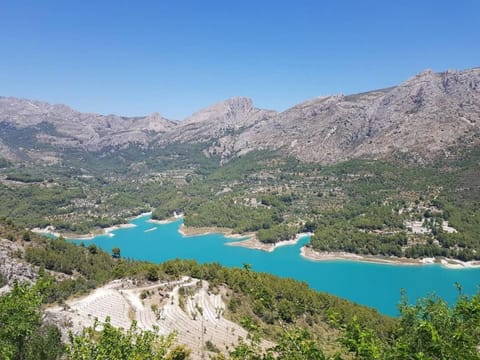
[67,318,190,359]
[311,219,407,257]
[185,198,282,234]
[220,325,328,360]
[22,231,32,241]
[62,142,220,176]
[0,280,64,360]
[153,150,480,260]
[1,219,396,351]
[0,281,42,358]
[26,236,117,283]
[0,122,59,152]
[270,328,328,360]
[257,224,298,244]
[341,316,382,359]
[23,235,138,302]
[2,143,478,258]
[226,288,480,359]
[430,200,480,261]
[5,172,45,183]
[0,182,85,229]
[111,247,121,258]
[4,214,478,359]
[23,324,64,360]
[207,151,275,182]
[340,290,480,359]
[1,137,480,260]
[88,243,98,254]
[391,290,480,359]
[146,265,159,281]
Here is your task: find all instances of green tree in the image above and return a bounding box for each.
[0,281,42,358]
[273,328,326,360]
[341,290,480,359]
[146,265,159,281]
[87,243,98,254]
[0,280,63,360]
[390,290,480,359]
[224,323,328,360]
[111,247,121,258]
[67,318,190,359]
[340,316,382,359]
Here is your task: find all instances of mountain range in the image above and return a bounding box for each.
[1,67,479,165]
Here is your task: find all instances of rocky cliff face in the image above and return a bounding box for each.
[0,97,175,161]
[0,239,37,294]
[1,67,479,165]
[159,97,275,142]
[157,97,276,162]
[221,68,480,163]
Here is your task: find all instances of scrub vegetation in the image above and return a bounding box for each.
[1,145,480,260]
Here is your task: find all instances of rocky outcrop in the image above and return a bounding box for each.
[0,239,37,293]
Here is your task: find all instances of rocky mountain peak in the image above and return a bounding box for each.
[147,111,164,119]
[414,69,434,77]
[183,97,255,124]
[160,97,276,146]
[137,112,177,132]
[222,96,254,108]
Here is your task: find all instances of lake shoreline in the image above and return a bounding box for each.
[35,215,480,269]
[176,224,480,268]
[33,223,138,240]
[32,211,152,240]
[179,224,312,252]
[148,213,184,225]
[32,215,480,315]
[300,246,480,269]
[179,224,248,238]
[226,232,313,252]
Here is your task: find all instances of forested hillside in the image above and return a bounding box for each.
[1,144,480,262]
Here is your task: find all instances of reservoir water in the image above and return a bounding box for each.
[71,214,480,316]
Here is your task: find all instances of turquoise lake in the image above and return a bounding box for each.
[71,214,480,316]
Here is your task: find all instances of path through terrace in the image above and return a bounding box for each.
[47,276,272,359]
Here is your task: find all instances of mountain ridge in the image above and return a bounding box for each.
[1,67,479,165]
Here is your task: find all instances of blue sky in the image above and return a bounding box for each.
[0,0,478,119]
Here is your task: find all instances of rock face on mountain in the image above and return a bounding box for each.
[157,97,276,162]
[0,239,37,294]
[0,97,175,161]
[221,68,480,163]
[160,97,276,141]
[1,67,479,165]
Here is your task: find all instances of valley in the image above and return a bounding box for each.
[1,67,480,359]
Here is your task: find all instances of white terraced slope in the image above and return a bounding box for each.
[46,276,272,359]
